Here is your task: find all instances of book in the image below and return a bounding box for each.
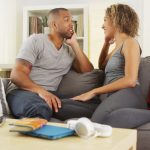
[72,20,77,33]
[9,118,48,132]
[9,118,75,140]
[23,125,75,140]
[76,14,83,37]
[29,16,43,35]
[72,15,83,36]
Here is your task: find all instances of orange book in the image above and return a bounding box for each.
[9,118,47,132]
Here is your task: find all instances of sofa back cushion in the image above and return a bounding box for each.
[139,56,150,100]
[56,69,104,98]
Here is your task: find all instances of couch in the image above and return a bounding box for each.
[0,56,150,150]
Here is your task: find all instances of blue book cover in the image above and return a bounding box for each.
[21,125,75,140]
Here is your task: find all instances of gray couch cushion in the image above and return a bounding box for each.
[57,69,104,98]
[139,56,150,100]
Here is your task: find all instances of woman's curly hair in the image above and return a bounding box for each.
[105,4,139,37]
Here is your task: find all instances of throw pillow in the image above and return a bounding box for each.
[57,69,104,98]
[139,56,150,100]
[0,78,10,117]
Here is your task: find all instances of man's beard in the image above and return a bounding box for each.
[61,31,73,39]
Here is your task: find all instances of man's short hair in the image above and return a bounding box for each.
[47,8,69,26]
[48,8,69,16]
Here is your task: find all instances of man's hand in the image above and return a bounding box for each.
[105,35,115,44]
[65,33,78,47]
[38,89,61,112]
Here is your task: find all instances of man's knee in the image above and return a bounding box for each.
[24,103,52,121]
[7,90,52,121]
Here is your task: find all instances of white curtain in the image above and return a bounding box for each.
[0,0,16,65]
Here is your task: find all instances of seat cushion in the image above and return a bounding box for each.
[56,69,104,98]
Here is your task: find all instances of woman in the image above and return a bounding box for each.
[71,3,148,127]
[54,4,149,128]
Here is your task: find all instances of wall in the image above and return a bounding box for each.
[0,0,17,65]
[89,0,144,68]
[143,0,150,57]
[16,0,90,52]
[16,0,150,68]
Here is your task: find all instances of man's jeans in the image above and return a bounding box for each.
[7,89,99,121]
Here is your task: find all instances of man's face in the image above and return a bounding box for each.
[54,10,74,39]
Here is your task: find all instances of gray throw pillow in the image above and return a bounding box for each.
[0,78,10,117]
[57,69,104,98]
[139,57,150,100]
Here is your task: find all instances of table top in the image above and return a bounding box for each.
[0,119,137,150]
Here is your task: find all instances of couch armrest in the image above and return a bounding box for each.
[137,122,150,150]
[1,78,17,95]
[1,78,10,92]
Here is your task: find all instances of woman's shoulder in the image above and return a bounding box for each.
[123,37,139,47]
[122,37,141,53]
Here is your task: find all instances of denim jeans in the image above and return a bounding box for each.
[7,89,53,120]
[6,89,99,121]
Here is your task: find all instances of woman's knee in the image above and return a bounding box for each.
[103,108,144,128]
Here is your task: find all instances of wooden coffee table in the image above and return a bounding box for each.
[0,119,137,150]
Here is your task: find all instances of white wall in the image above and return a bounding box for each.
[16,0,90,51]
[89,0,144,68]
[0,0,17,64]
[14,0,150,67]
[0,0,150,67]
[143,0,150,57]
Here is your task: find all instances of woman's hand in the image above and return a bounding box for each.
[72,90,96,102]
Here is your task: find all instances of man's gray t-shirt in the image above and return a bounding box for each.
[17,34,75,91]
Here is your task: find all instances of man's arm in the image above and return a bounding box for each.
[66,33,93,73]
[98,42,110,70]
[98,36,115,70]
[11,59,39,92]
[10,59,61,112]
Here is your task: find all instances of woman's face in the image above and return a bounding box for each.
[102,16,116,39]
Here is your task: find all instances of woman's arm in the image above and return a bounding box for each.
[95,38,140,93]
[72,38,141,101]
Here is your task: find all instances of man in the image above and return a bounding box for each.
[7,8,93,121]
